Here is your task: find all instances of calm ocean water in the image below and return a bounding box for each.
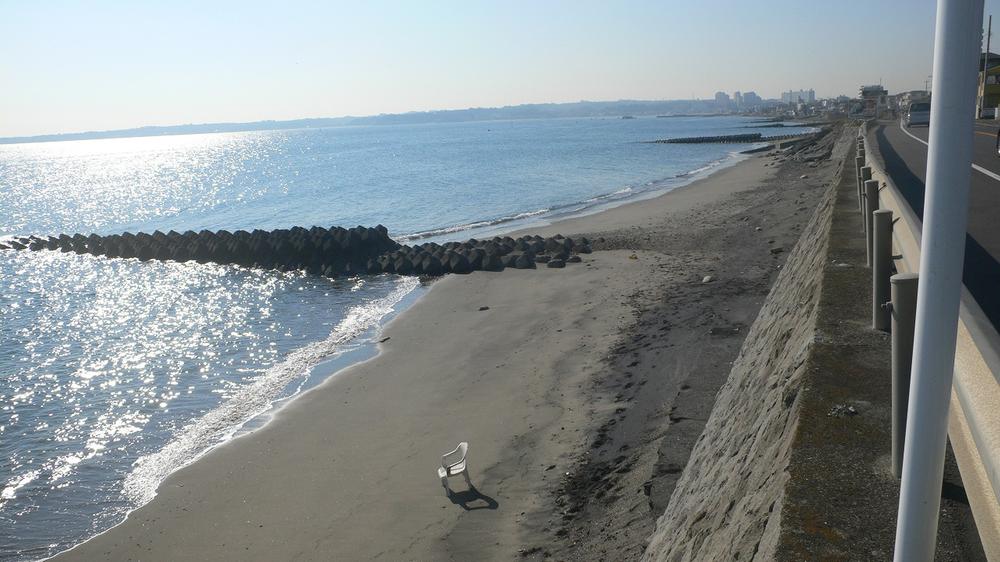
[0,115,811,560]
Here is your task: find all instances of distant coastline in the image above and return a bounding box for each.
[0,99,773,145]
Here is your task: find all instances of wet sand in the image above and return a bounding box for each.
[54,134,842,561]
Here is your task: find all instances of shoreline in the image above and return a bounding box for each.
[399,146,755,244]
[128,142,756,499]
[50,126,842,560]
[45,145,759,561]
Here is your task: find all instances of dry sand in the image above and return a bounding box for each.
[53,134,841,561]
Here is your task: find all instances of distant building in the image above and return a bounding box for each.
[899,90,930,110]
[978,51,1000,114]
[733,91,743,108]
[714,91,731,109]
[859,85,888,117]
[742,91,762,106]
[781,89,816,104]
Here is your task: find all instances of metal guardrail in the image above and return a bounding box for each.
[860,121,1000,556]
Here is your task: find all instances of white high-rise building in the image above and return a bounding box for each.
[781,89,816,104]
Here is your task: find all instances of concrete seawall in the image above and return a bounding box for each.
[641,138,836,561]
[642,126,983,560]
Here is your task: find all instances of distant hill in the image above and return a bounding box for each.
[0,99,777,145]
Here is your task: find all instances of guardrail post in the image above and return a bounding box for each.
[873,210,893,330]
[855,156,866,209]
[864,179,879,266]
[860,167,873,220]
[890,273,918,479]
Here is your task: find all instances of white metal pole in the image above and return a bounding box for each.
[980,16,990,116]
[894,0,984,560]
[987,16,993,113]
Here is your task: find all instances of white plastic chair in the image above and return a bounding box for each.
[438,442,471,493]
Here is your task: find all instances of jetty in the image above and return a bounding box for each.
[650,131,812,144]
[0,226,592,276]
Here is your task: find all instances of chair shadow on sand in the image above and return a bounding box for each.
[447,485,499,511]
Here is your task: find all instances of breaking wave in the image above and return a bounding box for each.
[121,275,419,505]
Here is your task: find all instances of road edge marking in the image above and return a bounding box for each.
[899,121,1000,182]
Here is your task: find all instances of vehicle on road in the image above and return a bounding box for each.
[982,107,997,119]
[905,102,931,127]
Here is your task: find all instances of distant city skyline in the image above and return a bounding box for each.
[3,0,1000,137]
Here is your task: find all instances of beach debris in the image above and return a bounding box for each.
[478,306,489,311]
[437,442,471,495]
[770,247,785,255]
[701,275,714,284]
[628,254,638,260]
[378,336,391,343]
[827,404,859,417]
[799,174,808,179]
[547,259,566,268]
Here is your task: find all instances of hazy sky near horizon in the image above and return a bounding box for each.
[2,0,997,137]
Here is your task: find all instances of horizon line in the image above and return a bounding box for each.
[0,96,803,145]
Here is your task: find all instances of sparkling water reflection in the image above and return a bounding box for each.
[0,133,281,236]
[0,248,414,560]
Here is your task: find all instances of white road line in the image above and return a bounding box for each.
[898,121,1000,182]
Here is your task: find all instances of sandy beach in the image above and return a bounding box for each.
[53,130,844,561]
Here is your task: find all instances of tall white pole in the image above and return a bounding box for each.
[986,16,993,112]
[894,0,984,560]
[981,15,992,116]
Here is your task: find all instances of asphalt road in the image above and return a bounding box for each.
[875,119,1000,327]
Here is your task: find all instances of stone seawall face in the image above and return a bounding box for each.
[641,157,838,561]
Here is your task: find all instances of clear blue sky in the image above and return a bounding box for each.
[1,0,997,137]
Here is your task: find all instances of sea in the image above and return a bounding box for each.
[0,115,813,560]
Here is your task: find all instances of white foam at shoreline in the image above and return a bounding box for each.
[393,150,751,244]
[121,275,420,506]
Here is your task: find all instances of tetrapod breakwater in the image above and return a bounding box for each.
[0,225,592,276]
[649,132,810,144]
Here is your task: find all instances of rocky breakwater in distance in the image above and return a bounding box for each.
[0,225,592,277]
